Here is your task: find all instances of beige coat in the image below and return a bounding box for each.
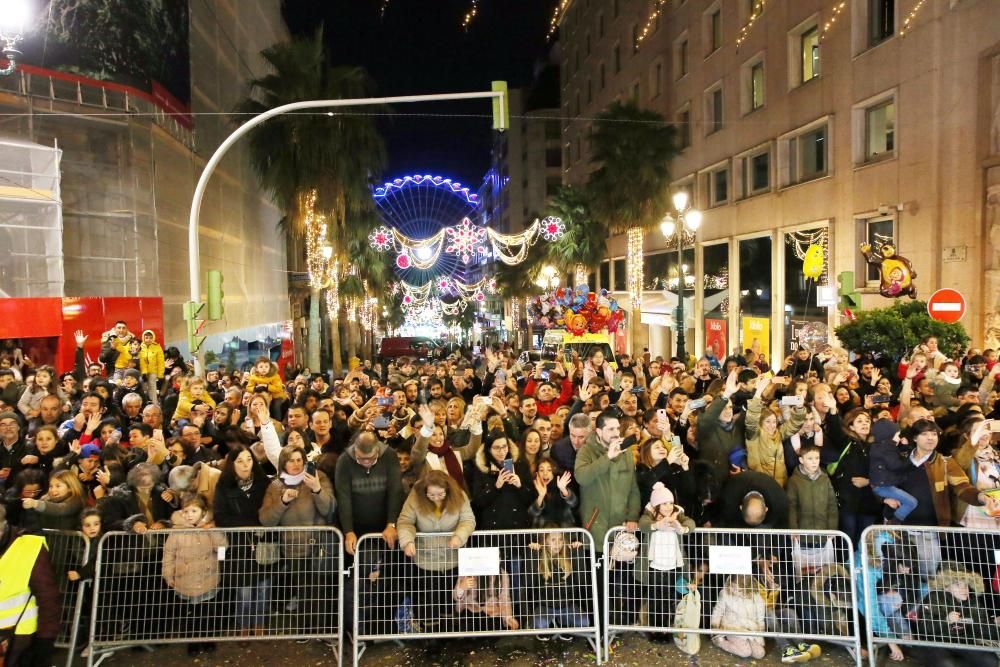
[162,515,227,599]
[745,397,805,486]
[258,472,335,558]
[396,488,476,572]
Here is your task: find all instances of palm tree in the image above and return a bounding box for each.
[586,100,678,354]
[546,185,607,286]
[236,30,386,374]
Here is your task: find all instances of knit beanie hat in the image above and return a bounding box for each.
[648,481,674,509]
[124,368,142,381]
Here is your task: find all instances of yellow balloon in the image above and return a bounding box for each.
[802,244,824,280]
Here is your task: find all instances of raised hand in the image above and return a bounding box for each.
[74,330,87,348]
[556,471,572,495]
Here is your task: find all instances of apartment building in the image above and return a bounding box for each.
[557,0,1000,360]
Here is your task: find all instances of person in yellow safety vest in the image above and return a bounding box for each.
[0,505,60,667]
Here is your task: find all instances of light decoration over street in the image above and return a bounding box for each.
[540,216,566,242]
[370,215,564,267]
[445,217,488,264]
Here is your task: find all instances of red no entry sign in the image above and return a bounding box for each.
[927,288,966,323]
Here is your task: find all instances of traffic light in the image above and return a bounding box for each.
[491,81,509,131]
[837,271,862,310]
[207,270,224,321]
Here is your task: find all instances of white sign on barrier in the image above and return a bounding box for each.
[458,547,501,576]
[708,545,752,575]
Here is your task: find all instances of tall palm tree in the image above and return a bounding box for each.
[546,185,606,286]
[586,100,678,354]
[495,246,550,350]
[236,30,386,373]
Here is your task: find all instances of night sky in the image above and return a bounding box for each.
[282,0,558,185]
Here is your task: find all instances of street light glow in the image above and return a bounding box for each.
[320,244,333,260]
[672,191,689,212]
[685,209,703,231]
[0,0,30,33]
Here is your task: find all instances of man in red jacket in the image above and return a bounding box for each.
[522,362,574,417]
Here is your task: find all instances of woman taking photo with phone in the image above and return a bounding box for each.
[467,430,534,531]
[259,445,335,633]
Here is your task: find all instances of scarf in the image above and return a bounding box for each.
[280,471,305,486]
[429,441,465,488]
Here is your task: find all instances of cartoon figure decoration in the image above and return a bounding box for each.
[860,242,917,299]
[802,244,825,281]
[529,284,624,333]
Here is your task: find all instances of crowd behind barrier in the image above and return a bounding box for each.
[85,526,344,667]
[602,526,863,665]
[22,515,1000,667]
[351,527,601,667]
[1,329,999,667]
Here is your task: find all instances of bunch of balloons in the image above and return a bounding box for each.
[528,284,625,335]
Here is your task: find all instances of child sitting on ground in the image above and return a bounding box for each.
[711,574,766,659]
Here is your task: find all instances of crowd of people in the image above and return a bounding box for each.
[1,324,1000,666]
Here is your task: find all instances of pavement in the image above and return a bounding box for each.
[61,632,928,666]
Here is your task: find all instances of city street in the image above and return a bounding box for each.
[2,3,999,667]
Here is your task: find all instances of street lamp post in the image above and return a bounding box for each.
[660,192,702,361]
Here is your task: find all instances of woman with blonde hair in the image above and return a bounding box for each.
[397,470,476,629]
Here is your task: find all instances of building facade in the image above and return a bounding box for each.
[557,0,1000,361]
[0,0,290,362]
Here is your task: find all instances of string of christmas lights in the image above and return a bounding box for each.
[636,0,667,48]
[546,0,571,42]
[820,1,847,41]
[736,0,766,49]
[626,227,644,311]
[462,0,480,31]
[899,0,926,37]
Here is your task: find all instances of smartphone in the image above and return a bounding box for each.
[670,435,683,454]
[373,415,391,429]
[687,398,706,410]
[870,395,891,405]
[780,395,804,407]
[495,369,507,385]
[543,362,557,370]
[622,434,639,449]
[502,459,514,475]
[376,396,394,407]
[540,370,550,381]
[630,387,646,394]
[153,429,163,441]
[305,461,317,476]
[656,408,667,422]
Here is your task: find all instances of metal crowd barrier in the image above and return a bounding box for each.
[602,527,862,665]
[860,525,1000,667]
[352,527,602,666]
[41,529,90,667]
[86,526,344,667]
